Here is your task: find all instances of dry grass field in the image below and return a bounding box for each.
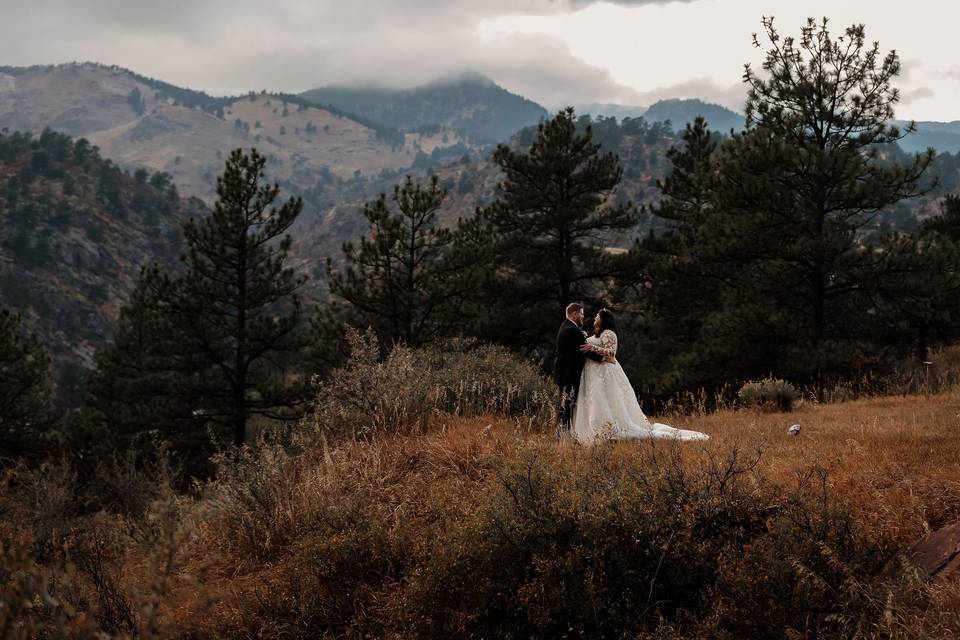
[674,391,960,544]
[166,391,960,638]
[4,388,960,638]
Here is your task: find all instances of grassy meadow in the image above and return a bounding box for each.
[3,356,960,637]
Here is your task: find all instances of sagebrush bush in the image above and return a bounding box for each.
[737,377,800,411]
[407,444,890,639]
[1,459,80,562]
[423,338,554,418]
[311,328,553,440]
[197,439,307,565]
[241,492,411,638]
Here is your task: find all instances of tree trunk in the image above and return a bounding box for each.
[234,227,248,448]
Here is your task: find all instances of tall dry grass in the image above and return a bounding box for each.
[3,356,960,637]
[167,389,960,638]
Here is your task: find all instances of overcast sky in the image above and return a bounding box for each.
[1,0,958,120]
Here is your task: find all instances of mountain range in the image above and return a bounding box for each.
[575,99,960,155]
[301,71,549,146]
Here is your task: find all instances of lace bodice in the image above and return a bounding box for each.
[587,330,618,363]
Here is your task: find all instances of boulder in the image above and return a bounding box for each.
[907,522,960,580]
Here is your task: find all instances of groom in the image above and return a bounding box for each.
[554,302,603,437]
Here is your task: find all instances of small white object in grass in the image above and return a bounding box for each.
[788,424,801,436]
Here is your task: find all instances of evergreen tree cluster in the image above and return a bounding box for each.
[635,18,960,393]
[87,149,308,459]
[0,127,190,412]
[0,308,51,460]
[327,18,960,396]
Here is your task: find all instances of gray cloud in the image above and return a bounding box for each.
[900,86,935,105]
[938,67,960,81]
[0,0,650,106]
[899,58,923,83]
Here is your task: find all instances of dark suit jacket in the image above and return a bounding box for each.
[554,319,603,390]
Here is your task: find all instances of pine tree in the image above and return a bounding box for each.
[0,307,51,458]
[90,149,308,448]
[327,175,479,347]
[922,194,960,243]
[876,196,960,361]
[639,117,726,389]
[85,268,185,444]
[700,17,936,382]
[479,107,639,352]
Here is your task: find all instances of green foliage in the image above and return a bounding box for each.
[639,117,722,391]
[88,148,309,451]
[639,18,960,393]
[478,107,640,354]
[0,307,52,459]
[327,174,481,346]
[127,87,145,116]
[923,194,960,243]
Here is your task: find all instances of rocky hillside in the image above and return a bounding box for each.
[0,128,201,404]
[0,63,471,202]
[301,71,549,146]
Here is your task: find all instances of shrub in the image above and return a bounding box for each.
[0,531,95,639]
[311,329,553,440]
[424,338,554,419]
[311,328,440,439]
[198,440,303,564]
[737,377,800,411]
[2,459,80,562]
[242,493,410,638]
[407,444,892,639]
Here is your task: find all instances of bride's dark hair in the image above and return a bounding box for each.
[594,308,617,337]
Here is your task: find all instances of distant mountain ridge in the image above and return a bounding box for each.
[0,63,453,201]
[576,98,960,155]
[643,98,744,133]
[574,103,649,121]
[897,120,960,155]
[301,71,549,145]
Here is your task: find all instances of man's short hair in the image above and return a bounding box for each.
[565,302,584,317]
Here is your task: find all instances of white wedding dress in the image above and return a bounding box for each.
[571,330,709,444]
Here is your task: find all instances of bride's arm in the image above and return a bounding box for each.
[594,330,618,362]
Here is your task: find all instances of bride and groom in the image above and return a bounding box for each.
[555,302,709,444]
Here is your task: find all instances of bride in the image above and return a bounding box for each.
[572,308,709,444]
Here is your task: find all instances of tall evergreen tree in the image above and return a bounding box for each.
[85,268,185,443]
[479,107,639,353]
[327,175,479,347]
[876,196,960,361]
[697,17,936,383]
[0,307,51,459]
[89,149,307,448]
[639,117,726,389]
